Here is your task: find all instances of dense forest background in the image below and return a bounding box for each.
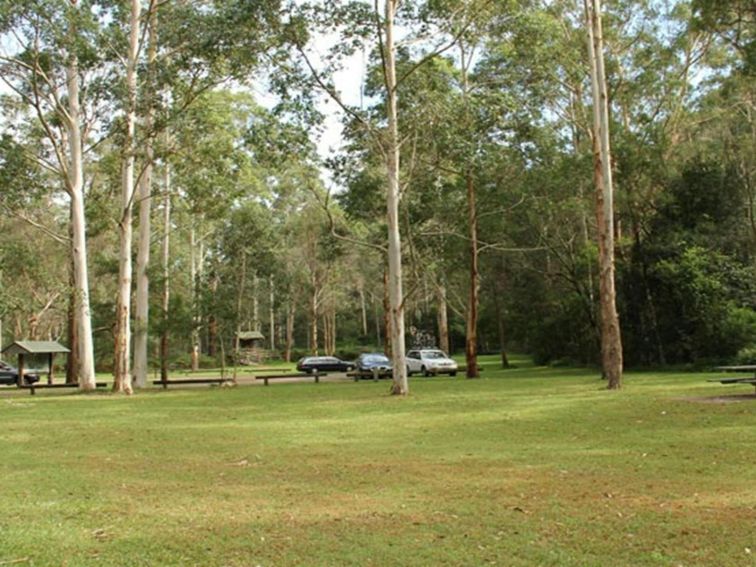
[0,0,753,382]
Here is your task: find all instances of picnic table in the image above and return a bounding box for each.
[708,365,756,393]
[255,370,325,386]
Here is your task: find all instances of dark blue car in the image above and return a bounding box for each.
[0,360,40,385]
[355,353,393,378]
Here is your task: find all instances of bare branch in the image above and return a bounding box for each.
[393,0,493,92]
[307,182,388,255]
[8,211,70,245]
[295,44,375,135]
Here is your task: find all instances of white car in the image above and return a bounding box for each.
[406,349,458,377]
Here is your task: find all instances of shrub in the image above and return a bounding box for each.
[735,345,756,365]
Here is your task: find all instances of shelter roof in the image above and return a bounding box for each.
[237,331,265,340]
[2,341,71,356]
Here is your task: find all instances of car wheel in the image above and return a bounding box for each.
[421,366,430,377]
[406,366,412,377]
[450,371,457,377]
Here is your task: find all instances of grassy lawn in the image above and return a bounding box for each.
[1,355,754,566]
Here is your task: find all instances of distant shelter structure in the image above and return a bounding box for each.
[236,331,267,364]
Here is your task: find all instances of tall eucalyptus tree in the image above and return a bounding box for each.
[584,0,623,389]
[0,1,108,390]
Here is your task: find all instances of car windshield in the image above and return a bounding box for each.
[422,351,447,359]
[0,361,12,370]
[363,355,389,363]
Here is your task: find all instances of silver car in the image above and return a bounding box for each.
[406,349,458,377]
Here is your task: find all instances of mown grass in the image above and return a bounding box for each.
[1,355,754,566]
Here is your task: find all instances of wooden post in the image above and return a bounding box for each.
[48,353,54,384]
[17,353,25,387]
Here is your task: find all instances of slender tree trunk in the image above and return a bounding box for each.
[233,254,247,381]
[269,275,275,352]
[65,17,96,391]
[492,266,510,368]
[112,0,141,395]
[322,311,330,356]
[329,308,337,355]
[208,315,217,358]
[359,283,368,336]
[285,296,294,363]
[252,273,260,331]
[465,171,480,378]
[585,0,623,389]
[190,225,200,371]
[436,284,449,354]
[133,5,159,389]
[234,253,247,370]
[459,41,480,379]
[160,165,171,382]
[383,0,408,395]
[309,277,318,355]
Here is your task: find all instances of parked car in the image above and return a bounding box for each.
[406,349,458,376]
[0,360,40,385]
[296,356,355,374]
[355,353,392,378]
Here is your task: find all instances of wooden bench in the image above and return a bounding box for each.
[19,382,108,395]
[256,372,325,386]
[708,365,756,393]
[249,366,295,373]
[152,378,233,389]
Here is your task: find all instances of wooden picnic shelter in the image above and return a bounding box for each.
[1,340,71,386]
[236,330,266,364]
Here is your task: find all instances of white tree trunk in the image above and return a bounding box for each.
[384,0,408,395]
[585,0,623,389]
[160,164,171,381]
[113,0,141,395]
[133,4,159,389]
[65,27,96,391]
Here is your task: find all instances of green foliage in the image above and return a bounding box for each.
[652,246,754,361]
[735,344,756,364]
[0,134,46,209]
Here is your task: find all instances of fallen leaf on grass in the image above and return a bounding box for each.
[91,528,109,541]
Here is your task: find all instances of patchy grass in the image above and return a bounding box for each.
[0,355,754,566]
